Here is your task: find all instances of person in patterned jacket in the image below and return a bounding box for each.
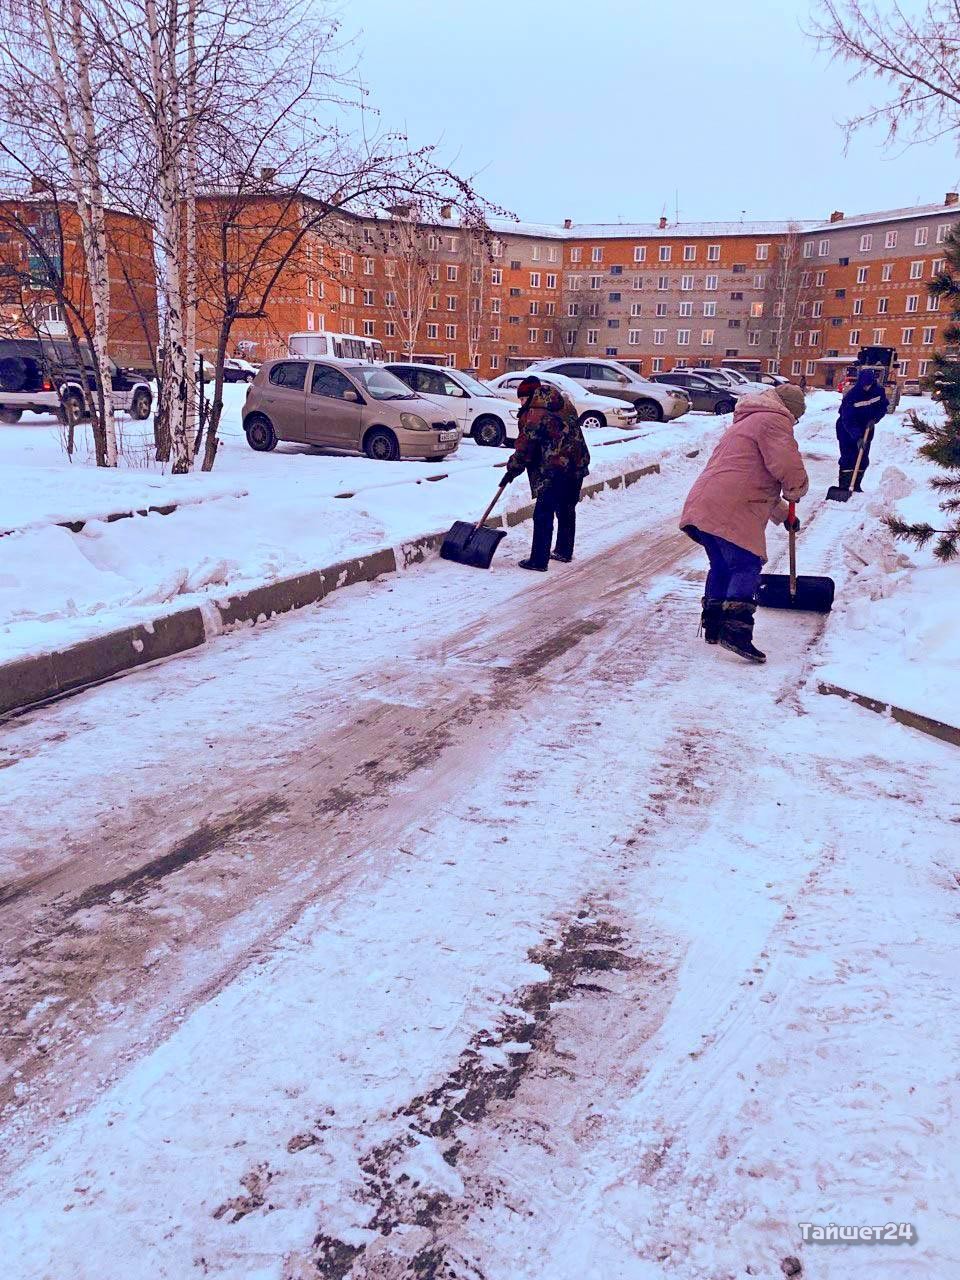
[503,375,591,571]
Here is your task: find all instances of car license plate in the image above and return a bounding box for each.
[439,430,458,442]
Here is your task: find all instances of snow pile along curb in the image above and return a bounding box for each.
[0,461,661,717]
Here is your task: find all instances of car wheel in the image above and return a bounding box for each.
[634,399,662,422]
[244,414,277,451]
[578,410,606,431]
[364,426,400,461]
[130,389,152,420]
[61,392,86,426]
[0,407,23,424]
[715,399,735,415]
[0,356,29,393]
[472,415,506,447]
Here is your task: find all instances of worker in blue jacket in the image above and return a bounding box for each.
[836,367,888,491]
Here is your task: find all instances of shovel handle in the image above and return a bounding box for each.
[476,482,507,529]
[787,500,797,597]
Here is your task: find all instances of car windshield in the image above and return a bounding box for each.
[353,366,418,400]
[720,368,751,384]
[456,370,496,396]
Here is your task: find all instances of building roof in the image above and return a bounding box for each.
[807,200,959,232]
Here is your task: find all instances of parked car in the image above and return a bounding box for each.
[486,369,638,433]
[243,358,461,461]
[527,358,690,421]
[902,377,922,396]
[383,362,519,447]
[0,337,153,425]
[758,372,790,387]
[691,366,769,396]
[649,371,740,415]
[223,356,259,384]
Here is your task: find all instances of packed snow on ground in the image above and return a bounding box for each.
[0,426,958,1280]
[810,394,960,727]
[0,384,719,664]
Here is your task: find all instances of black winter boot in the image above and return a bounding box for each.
[699,597,723,645]
[837,468,854,491]
[719,601,766,664]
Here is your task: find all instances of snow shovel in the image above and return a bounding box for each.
[826,426,872,503]
[439,479,509,569]
[757,502,835,613]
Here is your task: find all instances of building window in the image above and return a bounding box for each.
[750,301,764,318]
[445,323,457,339]
[918,359,931,374]
[548,246,559,262]
[567,303,578,317]
[859,233,873,252]
[728,318,741,328]
[703,300,717,317]
[546,273,557,289]
[747,331,760,346]
[530,271,541,287]
[426,323,438,339]
[808,330,821,346]
[591,246,603,262]
[849,329,861,345]
[490,298,501,314]
[586,328,598,344]
[802,241,814,258]
[792,359,803,374]
[607,318,620,329]
[901,326,914,344]
[651,357,664,372]
[856,266,868,283]
[794,331,804,347]
[630,302,642,316]
[679,301,693,316]
[659,245,671,262]
[628,329,642,345]
[567,274,582,291]
[633,245,647,263]
[657,275,669,291]
[810,301,822,318]
[881,263,893,282]
[915,226,929,246]
[447,264,460,283]
[679,274,693,291]
[653,329,665,345]
[528,328,539,343]
[927,294,941,311]
[899,359,909,374]
[705,274,718,291]
[877,297,889,314]
[570,247,582,262]
[361,288,374,306]
[590,275,602,290]
[305,311,315,331]
[655,302,668,316]
[818,239,830,256]
[707,244,721,262]
[932,258,946,275]
[529,300,539,316]
[362,320,375,337]
[884,229,898,249]
[531,245,541,262]
[910,260,924,279]
[936,223,951,244]
[806,359,817,375]
[491,238,503,259]
[447,295,457,310]
[872,328,886,343]
[767,359,780,373]
[543,329,554,344]
[755,243,769,260]
[683,244,696,261]
[701,328,715,346]
[755,273,766,289]
[491,268,502,285]
[853,298,863,315]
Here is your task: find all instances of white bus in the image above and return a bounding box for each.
[288,330,384,363]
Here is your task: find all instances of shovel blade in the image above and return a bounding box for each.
[825,485,852,503]
[757,573,835,613]
[439,521,507,569]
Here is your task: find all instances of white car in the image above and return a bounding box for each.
[224,356,259,383]
[529,358,690,422]
[384,362,519,447]
[690,367,769,396]
[487,370,639,432]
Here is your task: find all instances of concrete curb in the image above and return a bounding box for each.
[0,461,660,718]
[817,681,960,750]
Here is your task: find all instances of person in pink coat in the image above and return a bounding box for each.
[679,384,809,664]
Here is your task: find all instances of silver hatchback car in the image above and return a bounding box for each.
[243,359,461,460]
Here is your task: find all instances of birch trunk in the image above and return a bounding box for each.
[182,0,198,457]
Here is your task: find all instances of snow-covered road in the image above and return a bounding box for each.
[1,419,958,1280]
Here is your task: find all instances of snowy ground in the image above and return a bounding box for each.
[1,387,958,1280]
[0,386,712,665]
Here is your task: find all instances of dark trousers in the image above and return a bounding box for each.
[683,526,763,602]
[529,474,583,568]
[837,426,873,480]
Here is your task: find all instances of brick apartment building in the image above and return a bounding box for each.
[196,191,960,388]
[0,194,159,367]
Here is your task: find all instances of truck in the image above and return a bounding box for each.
[840,345,902,411]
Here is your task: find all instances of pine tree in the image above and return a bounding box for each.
[886,227,960,562]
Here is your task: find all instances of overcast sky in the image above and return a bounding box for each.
[344,0,959,226]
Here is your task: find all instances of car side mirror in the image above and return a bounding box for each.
[343,389,360,403]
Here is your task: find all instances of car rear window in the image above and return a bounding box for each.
[269,361,307,389]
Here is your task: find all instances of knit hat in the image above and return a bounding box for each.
[517,375,541,399]
[774,383,806,421]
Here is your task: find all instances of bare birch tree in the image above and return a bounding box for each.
[381,208,442,358]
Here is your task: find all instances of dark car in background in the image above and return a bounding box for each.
[648,370,739,415]
[0,337,153,425]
